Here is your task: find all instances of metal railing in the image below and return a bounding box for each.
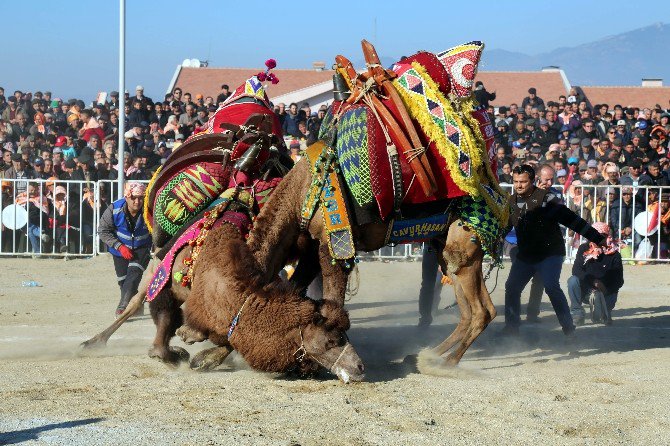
[1,179,667,262]
[368,183,670,263]
[0,179,96,257]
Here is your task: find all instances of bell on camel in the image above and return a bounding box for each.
[234,142,262,172]
[333,72,351,101]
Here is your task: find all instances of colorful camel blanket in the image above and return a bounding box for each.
[149,162,229,237]
[322,42,509,233]
[146,204,251,302]
[146,182,279,301]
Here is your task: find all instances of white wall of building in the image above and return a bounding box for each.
[270,79,335,112]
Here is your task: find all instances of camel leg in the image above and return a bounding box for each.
[439,220,490,366]
[80,257,159,349]
[445,262,489,365]
[190,345,234,371]
[432,278,472,356]
[176,324,207,345]
[148,289,189,365]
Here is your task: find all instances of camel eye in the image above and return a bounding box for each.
[337,334,347,347]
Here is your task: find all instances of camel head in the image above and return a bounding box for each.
[300,300,365,383]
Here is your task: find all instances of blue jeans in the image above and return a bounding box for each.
[27,224,41,254]
[505,255,574,331]
[509,246,545,319]
[567,275,618,318]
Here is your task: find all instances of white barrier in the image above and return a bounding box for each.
[366,183,670,263]
[1,179,667,262]
[0,178,96,257]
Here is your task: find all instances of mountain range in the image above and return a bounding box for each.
[480,22,670,86]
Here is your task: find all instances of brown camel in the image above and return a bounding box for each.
[246,156,498,366]
[83,222,365,382]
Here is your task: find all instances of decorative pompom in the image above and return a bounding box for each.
[268,73,279,84]
[256,72,267,82]
[265,58,277,69]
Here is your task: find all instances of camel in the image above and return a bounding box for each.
[245,155,498,366]
[83,221,365,383]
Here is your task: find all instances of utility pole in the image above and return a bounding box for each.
[117,0,126,199]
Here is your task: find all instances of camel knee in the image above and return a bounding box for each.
[442,243,469,275]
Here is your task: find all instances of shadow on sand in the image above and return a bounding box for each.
[346,305,670,382]
[0,418,104,445]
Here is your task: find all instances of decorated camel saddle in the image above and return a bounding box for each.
[314,40,509,257]
[144,62,291,299]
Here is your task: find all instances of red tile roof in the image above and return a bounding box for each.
[174,67,334,102]
[475,71,568,107]
[580,86,670,109]
[174,66,670,112]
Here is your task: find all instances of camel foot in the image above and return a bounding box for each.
[176,325,207,345]
[402,353,418,369]
[190,346,233,371]
[148,346,190,365]
[80,335,107,350]
[444,353,460,367]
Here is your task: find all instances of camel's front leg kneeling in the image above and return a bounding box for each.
[176,324,208,345]
[190,345,234,371]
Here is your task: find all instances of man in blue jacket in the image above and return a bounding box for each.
[98,182,151,317]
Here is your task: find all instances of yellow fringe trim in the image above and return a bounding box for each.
[393,61,509,225]
[460,96,510,226]
[393,62,481,197]
[143,165,163,233]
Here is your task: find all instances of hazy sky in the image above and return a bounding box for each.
[2,0,668,101]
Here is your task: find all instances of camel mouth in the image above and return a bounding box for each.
[333,366,365,384]
[330,343,365,383]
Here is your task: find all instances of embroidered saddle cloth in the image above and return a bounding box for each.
[320,41,508,228]
[146,187,262,301]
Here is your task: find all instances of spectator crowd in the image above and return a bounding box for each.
[477,82,670,258]
[0,81,669,257]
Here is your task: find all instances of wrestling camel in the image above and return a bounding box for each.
[83,210,365,383]
[246,156,499,366]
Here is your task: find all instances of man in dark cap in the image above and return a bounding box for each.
[522,87,545,111]
[216,84,231,104]
[4,153,35,194]
[71,152,98,183]
[60,158,77,180]
[33,157,49,179]
[566,137,581,158]
[530,118,555,149]
[579,138,596,161]
[473,81,496,109]
[108,91,120,109]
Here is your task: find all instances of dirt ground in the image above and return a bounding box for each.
[0,255,669,445]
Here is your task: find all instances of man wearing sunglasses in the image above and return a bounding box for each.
[503,165,606,336]
[98,182,151,317]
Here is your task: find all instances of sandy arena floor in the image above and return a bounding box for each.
[0,255,669,445]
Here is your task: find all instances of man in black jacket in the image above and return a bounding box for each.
[473,81,495,109]
[503,165,606,335]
